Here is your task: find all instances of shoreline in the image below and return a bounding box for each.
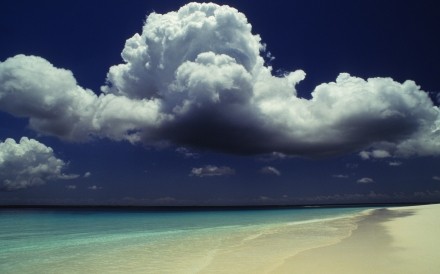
[272,204,440,273]
[0,202,429,211]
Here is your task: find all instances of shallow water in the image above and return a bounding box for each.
[0,207,370,273]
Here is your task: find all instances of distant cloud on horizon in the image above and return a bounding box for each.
[0,2,439,159]
[88,185,102,190]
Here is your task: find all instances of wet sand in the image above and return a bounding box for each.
[273,204,440,274]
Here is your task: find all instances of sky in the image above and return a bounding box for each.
[1,0,439,206]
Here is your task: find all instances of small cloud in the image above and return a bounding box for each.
[373,150,391,158]
[433,176,440,181]
[359,150,391,160]
[190,165,235,177]
[389,161,402,167]
[88,185,102,190]
[259,152,289,162]
[359,151,370,160]
[260,166,281,176]
[84,172,91,178]
[357,177,374,184]
[265,51,275,62]
[58,173,80,180]
[66,185,77,190]
[333,174,349,179]
[176,147,199,158]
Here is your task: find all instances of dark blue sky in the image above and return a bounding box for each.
[1,1,439,205]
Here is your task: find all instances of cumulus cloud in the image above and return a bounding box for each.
[0,55,166,143]
[88,185,102,190]
[66,185,77,190]
[260,166,281,176]
[433,176,440,181]
[190,165,235,177]
[333,174,349,179]
[0,137,74,190]
[357,177,374,184]
[1,2,439,158]
[84,172,92,178]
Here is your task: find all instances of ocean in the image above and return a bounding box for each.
[0,207,371,273]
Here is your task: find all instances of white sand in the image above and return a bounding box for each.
[384,204,440,273]
[273,204,440,274]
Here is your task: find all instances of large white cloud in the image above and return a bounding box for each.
[0,54,167,143]
[0,2,439,158]
[0,137,75,190]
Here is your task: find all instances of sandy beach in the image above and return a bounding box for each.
[273,204,440,274]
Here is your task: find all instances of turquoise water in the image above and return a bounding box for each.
[0,207,370,273]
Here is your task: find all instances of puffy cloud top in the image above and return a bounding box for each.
[0,137,72,190]
[103,3,262,98]
[0,2,439,158]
